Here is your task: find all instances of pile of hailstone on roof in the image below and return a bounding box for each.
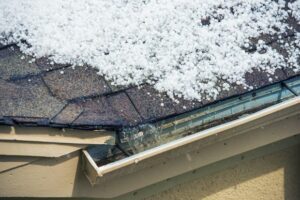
[0,0,300,100]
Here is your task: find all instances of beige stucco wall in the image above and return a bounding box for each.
[0,136,299,199]
[145,144,300,200]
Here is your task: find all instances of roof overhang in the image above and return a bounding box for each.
[82,96,300,198]
[0,126,115,158]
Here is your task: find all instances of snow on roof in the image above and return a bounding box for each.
[289,1,300,21]
[0,0,299,101]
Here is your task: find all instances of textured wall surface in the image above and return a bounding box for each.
[145,144,300,200]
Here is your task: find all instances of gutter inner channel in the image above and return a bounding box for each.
[88,75,300,167]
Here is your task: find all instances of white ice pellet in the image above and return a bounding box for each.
[0,0,299,101]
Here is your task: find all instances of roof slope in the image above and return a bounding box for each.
[0,15,299,130]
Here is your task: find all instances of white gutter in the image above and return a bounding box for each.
[91,96,300,176]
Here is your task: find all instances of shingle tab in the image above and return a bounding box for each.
[245,68,287,89]
[213,80,247,102]
[51,103,83,125]
[107,92,142,126]
[0,46,41,80]
[43,66,111,100]
[0,77,65,119]
[72,97,124,127]
[172,97,202,114]
[126,85,177,121]
[270,35,300,78]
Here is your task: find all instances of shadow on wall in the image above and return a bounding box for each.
[143,144,300,200]
[0,142,299,200]
[284,144,300,200]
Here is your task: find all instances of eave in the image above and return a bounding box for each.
[81,97,300,198]
[0,96,299,198]
[0,126,115,158]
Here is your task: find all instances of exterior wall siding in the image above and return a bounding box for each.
[145,144,300,200]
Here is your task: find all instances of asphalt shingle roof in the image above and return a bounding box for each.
[0,14,299,130]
